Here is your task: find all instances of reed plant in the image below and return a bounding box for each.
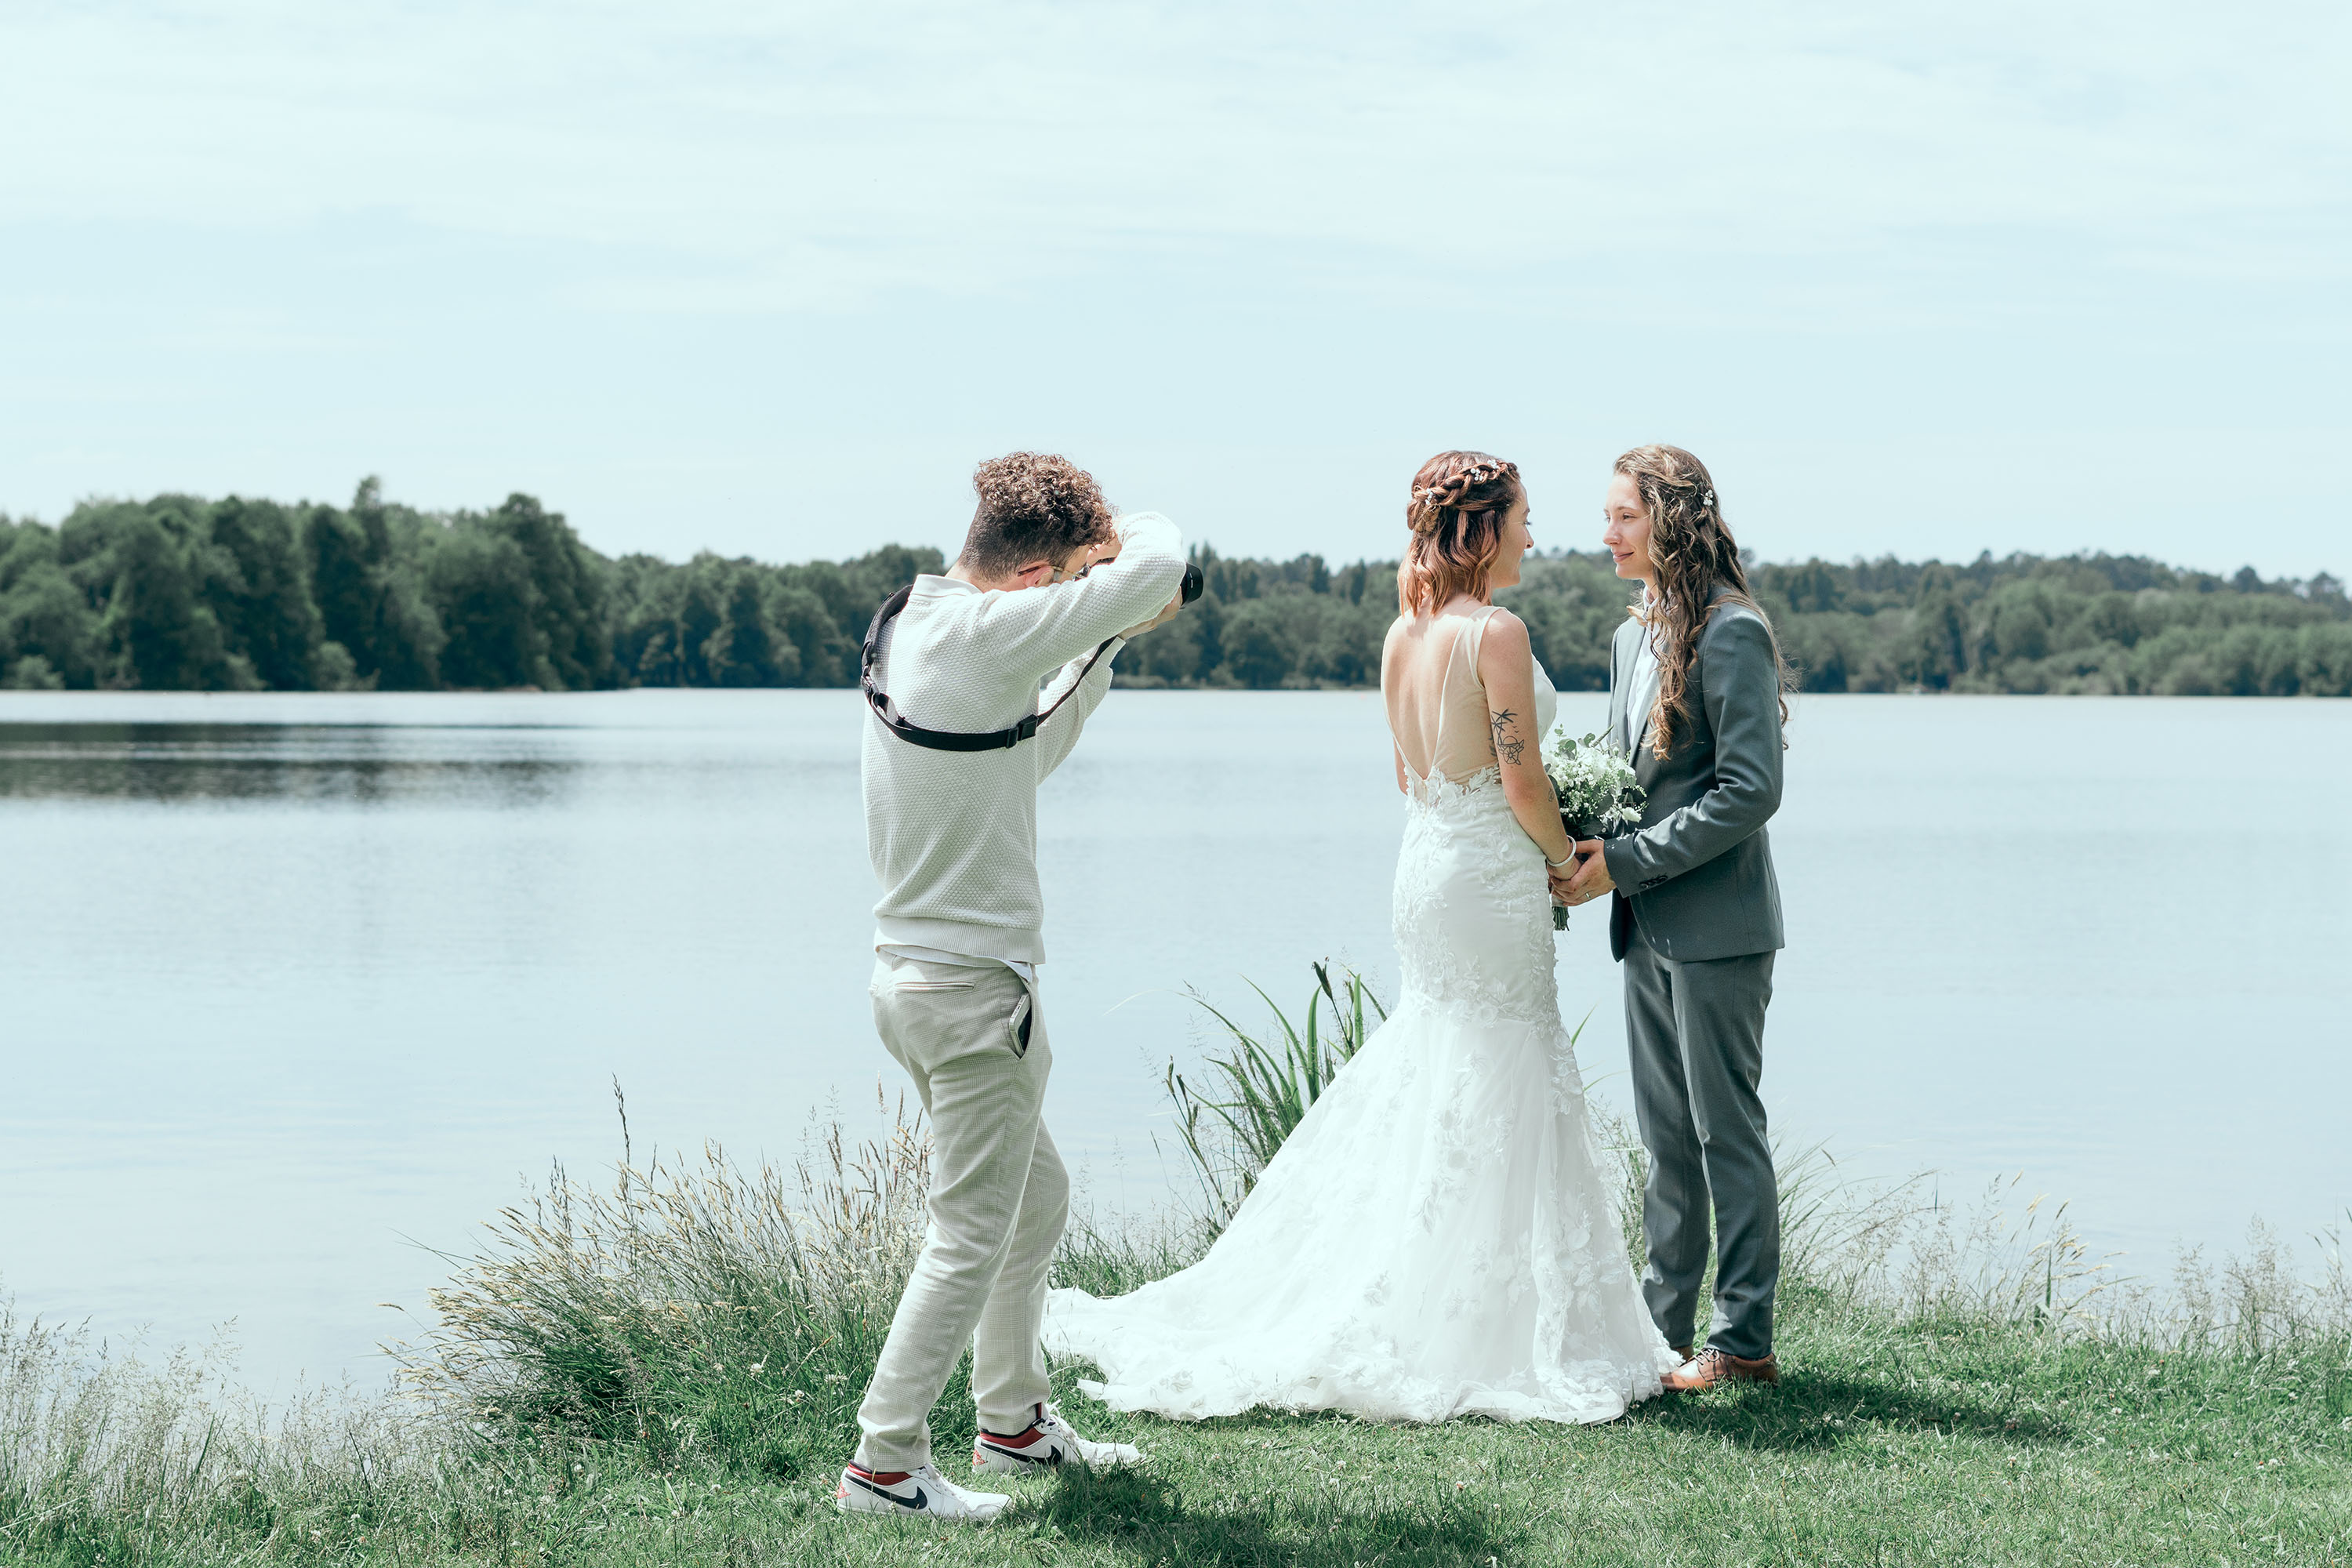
[1162,960,1386,1223]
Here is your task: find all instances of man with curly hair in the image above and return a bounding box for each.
[839,452,1186,1523]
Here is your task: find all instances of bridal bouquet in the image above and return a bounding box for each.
[1545,731,1645,930]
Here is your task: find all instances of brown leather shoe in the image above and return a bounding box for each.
[1663,1348,1778,1392]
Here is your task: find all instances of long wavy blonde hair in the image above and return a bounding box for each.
[1397,451,1522,615]
[1616,444,1791,760]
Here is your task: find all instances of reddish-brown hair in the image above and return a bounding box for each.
[1396,451,1522,615]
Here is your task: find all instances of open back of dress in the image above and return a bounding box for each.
[1388,607,1506,786]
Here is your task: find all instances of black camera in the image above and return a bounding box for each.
[1179,561,1204,605]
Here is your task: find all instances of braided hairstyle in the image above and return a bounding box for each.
[1614,444,1792,760]
[960,452,1116,578]
[1397,451,1523,616]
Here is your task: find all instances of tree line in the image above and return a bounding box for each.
[1114,547,2352,696]
[0,481,928,694]
[2,481,2346,695]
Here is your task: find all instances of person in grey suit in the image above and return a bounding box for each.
[1556,443,1791,1392]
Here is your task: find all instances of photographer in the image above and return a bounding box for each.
[838,452,1186,1522]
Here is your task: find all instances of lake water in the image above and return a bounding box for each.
[2,690,2346,1392]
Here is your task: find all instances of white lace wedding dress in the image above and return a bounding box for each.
[1044,606,1677,1424]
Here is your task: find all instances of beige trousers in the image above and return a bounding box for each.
[852,954,1069,1473]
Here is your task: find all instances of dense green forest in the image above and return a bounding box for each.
[2,481,2347,695]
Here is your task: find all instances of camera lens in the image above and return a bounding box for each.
[1179,562,1205,605]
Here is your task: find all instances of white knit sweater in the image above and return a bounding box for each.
[861,513,1186,965]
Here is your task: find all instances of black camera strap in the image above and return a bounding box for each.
[861,585,1116,752]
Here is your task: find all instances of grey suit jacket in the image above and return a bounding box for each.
[1600,594,1787,964]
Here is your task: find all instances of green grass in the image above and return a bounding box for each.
[9,1285,2346,1566]
[5,983,2350,1566]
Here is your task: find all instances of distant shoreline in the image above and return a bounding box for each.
[5,484,2347,698]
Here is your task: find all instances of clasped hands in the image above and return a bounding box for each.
[1548,839,1614,909]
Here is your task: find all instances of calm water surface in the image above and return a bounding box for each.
[2,690,2345,1390]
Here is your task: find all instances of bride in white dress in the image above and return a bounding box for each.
[1045,452,1677,1425]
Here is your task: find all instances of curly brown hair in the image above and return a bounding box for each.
[960,452,1118,578]
[1396,451,1523,615]
[1615,444,1792,760]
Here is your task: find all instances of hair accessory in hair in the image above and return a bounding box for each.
[1702,488,1715,507]
[1406,455,1520,535]
[1417,460,1516,502]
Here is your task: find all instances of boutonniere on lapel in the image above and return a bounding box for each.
[1543,731,1647,931]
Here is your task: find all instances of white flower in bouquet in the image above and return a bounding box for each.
[1545,731,1645,835]
[1544,731,1645,931]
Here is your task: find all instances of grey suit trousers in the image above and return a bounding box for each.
[1622,924,1779,1359]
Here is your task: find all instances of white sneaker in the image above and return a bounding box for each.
[972,1402,1145,1475]
[833,1462,1008,1523]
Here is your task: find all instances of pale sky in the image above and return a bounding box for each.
[5,1,2347,576]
